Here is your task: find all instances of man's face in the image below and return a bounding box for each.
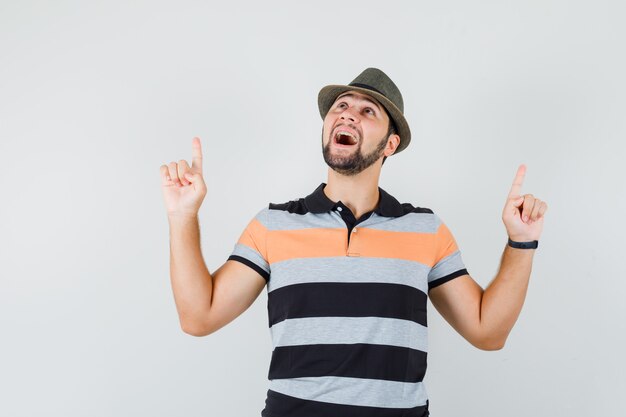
[321,90,397,176]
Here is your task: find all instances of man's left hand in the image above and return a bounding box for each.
[502,164,548,242]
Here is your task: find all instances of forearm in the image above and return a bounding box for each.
[479,243,535,348]
[168,214,213,331]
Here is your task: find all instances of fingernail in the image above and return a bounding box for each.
[523,215,528,222]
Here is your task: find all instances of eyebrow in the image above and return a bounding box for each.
[335,93,382,113]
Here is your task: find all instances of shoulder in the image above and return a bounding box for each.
[397,203,445,233]
[268,198,309,215]
[399,202,434,216]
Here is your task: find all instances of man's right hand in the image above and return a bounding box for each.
[160,137,207,217]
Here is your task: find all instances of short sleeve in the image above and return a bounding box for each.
[427,214,469,291]
[227,206,271,282]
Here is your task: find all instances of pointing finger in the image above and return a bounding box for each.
[191,137,203,173]
[508,164,526,199]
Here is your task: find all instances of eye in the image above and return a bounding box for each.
[336,101,375,115]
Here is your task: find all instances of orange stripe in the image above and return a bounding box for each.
[434,221,459,262]
[266,225,456,266]
[348,227,438,264]
[268,228,346,264]
[237,218,269,260]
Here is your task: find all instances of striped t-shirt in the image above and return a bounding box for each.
[228,182,468,417]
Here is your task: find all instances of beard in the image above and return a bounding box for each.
[321,129,388,176]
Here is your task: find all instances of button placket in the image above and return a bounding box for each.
[335,203,361,256]
[347,227,361,256]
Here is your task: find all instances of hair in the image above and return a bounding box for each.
[381,116,397,166]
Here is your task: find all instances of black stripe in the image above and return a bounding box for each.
[262,389,430,417]
[349,82,385,96]
[268,343,427,382]
[428,268,469,291]
[272,198,434,217]
[400,203,434,215]
[227,255,270,282]
[268,281,427,327]
[270,199,310,215]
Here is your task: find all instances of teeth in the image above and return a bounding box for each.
[335,130,356,139]
[335,130,358,145]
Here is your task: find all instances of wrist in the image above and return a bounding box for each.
[168,212,198,224]
[507,237,538,249]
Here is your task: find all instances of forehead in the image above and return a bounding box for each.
[334,90,382,108]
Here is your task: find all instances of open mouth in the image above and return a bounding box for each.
[333,129,358,147]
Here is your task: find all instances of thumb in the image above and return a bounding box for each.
[512,195,524,208]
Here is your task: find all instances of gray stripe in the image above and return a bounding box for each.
[428,250,466,282]
[364,212,440,233]
[230,243,270,274]
[252,206,271,228]
[268,256,430,294]
[268,209,441,233]
[270,316,428,352]
[269,376,428,408]
[269,210,345,230]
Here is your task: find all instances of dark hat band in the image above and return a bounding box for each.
[348,82,384,96]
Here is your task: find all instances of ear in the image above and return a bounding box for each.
[385,134,401,157]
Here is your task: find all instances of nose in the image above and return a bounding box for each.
[340,106,359,123]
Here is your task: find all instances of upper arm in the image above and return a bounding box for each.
[428,273,486,349]
[187,206,271,337]
[425,213,492,350]
[189,259,266,336]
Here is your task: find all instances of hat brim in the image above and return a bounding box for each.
[317,84,411,155]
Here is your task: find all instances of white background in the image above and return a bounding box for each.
[1,1,623,416]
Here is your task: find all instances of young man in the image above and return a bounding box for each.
[160,68,548,417]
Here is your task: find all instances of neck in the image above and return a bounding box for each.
[324,166,381,219]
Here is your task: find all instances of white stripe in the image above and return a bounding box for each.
[270,316,428,352]
[269,376,428,408]
[268,256,430,294]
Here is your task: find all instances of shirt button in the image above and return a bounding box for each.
[337,207,343,211]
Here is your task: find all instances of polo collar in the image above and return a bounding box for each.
[304,182,405,218]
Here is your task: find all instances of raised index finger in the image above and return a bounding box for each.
[191,136,203,173]
[508,164,526,198]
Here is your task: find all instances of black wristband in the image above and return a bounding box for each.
[508,237,539,249]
